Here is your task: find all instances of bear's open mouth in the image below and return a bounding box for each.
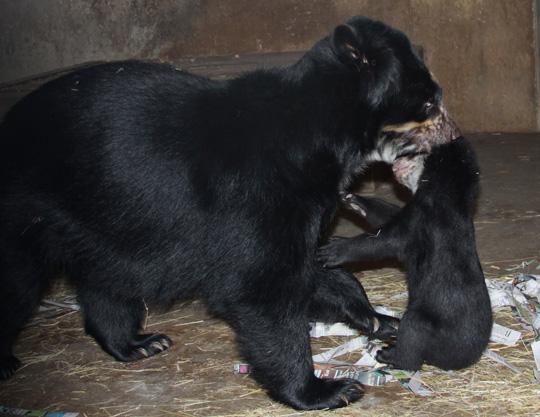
[374,104,462,191]
[367,104,460,167]
[381,104,462,154]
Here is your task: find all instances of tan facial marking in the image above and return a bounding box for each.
[381,117,438,134]
[381,104,460,154]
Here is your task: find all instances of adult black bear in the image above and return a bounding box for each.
[318,137,493,371]
[0,17,442,409]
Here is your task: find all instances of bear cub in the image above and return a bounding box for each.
[318,137,493,371]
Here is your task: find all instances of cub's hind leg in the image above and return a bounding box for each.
[78,287,172,362]
[375,311,429,371]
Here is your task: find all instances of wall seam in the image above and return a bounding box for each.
[534,0,540,131]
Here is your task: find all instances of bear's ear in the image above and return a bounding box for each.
[331,24,368,68]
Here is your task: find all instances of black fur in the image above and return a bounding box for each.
[318,138,493,371]
[0,17,440,408]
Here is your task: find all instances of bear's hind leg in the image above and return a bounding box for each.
[78,289,172,362]
[0,244,50,380]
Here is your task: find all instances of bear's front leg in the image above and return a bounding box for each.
[226,300,364,410]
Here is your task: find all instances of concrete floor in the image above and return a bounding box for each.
[0,55,539,416]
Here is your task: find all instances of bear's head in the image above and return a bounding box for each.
[331,17,439,112]
[324,17,457,162]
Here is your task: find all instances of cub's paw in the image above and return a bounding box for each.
[317,237,353,268]
[115,334,173,362]
[376,346,422,371]
[0,355,21,380]
[341,194,368,217]
[295,378,364,410]
[375,346,398,367]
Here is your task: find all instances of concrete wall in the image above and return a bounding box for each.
[0,0,538,132]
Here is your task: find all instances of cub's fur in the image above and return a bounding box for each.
[319,138,492,370]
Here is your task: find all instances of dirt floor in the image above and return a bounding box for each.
[0,55,539,417]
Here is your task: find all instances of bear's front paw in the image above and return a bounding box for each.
[317,237,352,268]
[293,378,364,410]
[372,314,400,341]
[113,333,172,362]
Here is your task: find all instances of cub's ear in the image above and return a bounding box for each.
[331,24,368,67]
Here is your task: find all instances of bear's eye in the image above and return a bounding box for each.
[423,100,434,111]
[370,59,376,67]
